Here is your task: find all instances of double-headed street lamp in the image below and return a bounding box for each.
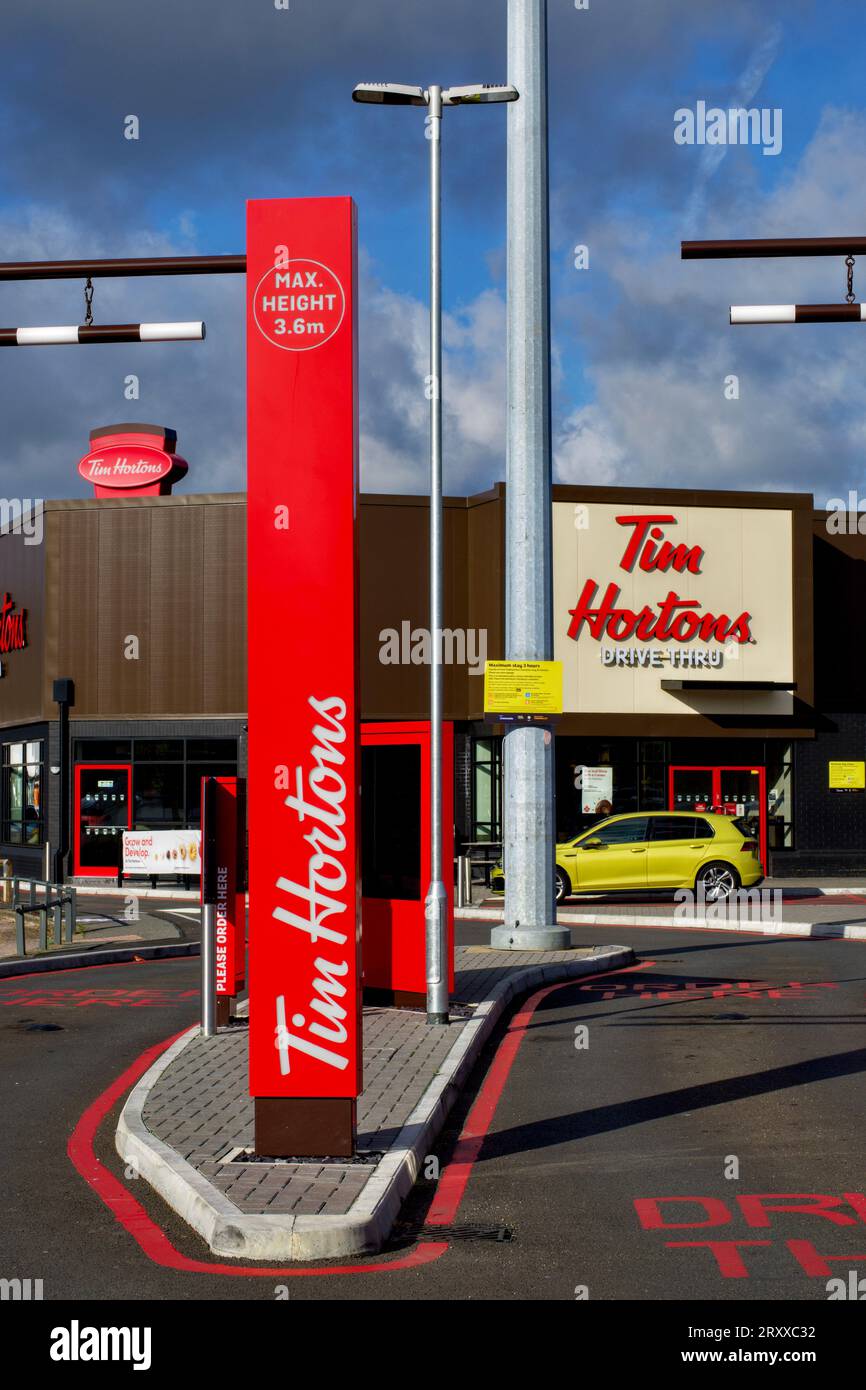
[353,80,518,1024]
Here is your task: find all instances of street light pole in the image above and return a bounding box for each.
[426,84,448,1023]
[353,80,518,1021]
[492,0,570,951]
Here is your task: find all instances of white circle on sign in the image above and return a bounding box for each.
[253,258,346,352]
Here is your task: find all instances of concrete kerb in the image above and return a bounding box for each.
[458,906,866,941]
[115,942,633,1262]
[0,939,199,979]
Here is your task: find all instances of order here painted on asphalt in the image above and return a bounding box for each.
[246,197,362,1104]
[634,1193,866,1279]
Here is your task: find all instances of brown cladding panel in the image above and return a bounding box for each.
[96,507,152,714]
[360,500,427,718]
[149,504,204,713]
[51,508,100,718]
[359,498,470,720]
[443,505,469,718]
[0,523,45,726]
[466,490,505,718]
[202,501,246,713]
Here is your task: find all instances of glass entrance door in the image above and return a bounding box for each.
[669,765,768,873]
[74,763,132,875]
[717,766,766,872]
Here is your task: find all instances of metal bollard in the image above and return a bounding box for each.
[53,901,63,947]
[15,905,25,957]
[0,858,11,906]
[455,854,472,907]
[38,906,48,951]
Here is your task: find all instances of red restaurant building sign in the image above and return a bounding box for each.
[77,424,189,498]
[0,592,27,654]
[246,197,361,1157]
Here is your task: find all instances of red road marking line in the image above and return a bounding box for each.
[427,959,654,1227]
[67,957,650,1279]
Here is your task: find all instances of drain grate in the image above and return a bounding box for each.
[221,1146,385,1167]
[396,1221,513,1243]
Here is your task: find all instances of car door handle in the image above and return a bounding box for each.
[630,847,646,853]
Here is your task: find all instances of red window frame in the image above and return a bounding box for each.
[668,764,768,873]
[73,762,133,876]
[360,720,454,999]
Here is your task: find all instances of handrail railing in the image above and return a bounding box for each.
[12,879,78,956]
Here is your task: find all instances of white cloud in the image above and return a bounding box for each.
[555,107,866,498]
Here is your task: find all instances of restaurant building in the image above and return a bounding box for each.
[0,425,863,882]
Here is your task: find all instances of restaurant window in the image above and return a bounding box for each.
[133,739,184,762]
[186,765,238,826]
[767,744,793,849]
[2,740,43,845]
[133,765,185,827]
[638,740,668,811]
[74,739,132,762]
[472,737,501,844]
[74,736,238,829]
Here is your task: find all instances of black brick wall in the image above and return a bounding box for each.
[454,726,473,849]
[777,714,866,875]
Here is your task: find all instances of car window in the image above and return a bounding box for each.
[649,816,714,841]
[580,817,649,846]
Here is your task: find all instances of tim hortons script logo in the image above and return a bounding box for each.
[0,592,27,653]
[273,695,352,1075]
[567,513,753,645]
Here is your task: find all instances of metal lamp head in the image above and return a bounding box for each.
[442,83,519,106]
[352,83,428,106]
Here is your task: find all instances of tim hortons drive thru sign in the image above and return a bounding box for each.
[552,503,794,716]
[246,198,361,1155]
[77,424,189,498]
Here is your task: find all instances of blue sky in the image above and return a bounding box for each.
[1,0,866,503]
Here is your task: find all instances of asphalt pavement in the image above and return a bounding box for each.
[1,920,864,1304]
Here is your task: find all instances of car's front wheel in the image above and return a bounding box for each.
[695,860,740,903]
[555,866,571,904]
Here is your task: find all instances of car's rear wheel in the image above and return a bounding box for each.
[695,860,740,903]
[555,867,571,904]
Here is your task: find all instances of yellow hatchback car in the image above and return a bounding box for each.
[490,811,763,904]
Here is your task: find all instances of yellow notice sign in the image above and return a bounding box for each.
[484,660,563,716]
[829,760,865,789]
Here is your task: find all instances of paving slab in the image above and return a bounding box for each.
[116,940,633,1261]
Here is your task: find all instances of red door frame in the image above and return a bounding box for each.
[73,763,133,876]
[360,720,454,1003]
[668,764,768,873]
